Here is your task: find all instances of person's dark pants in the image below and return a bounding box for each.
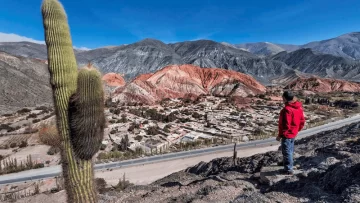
[281,138,295,172]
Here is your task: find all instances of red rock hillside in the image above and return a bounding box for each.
[102,73,126,87]
[113,65,266,104]
[285,77,360,92]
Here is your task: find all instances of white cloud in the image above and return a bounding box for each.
[73,46,91,51]
[190,32,219,41]
[0,32,91,50]
[0,32,45,44]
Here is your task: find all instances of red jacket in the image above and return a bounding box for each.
[278,101,306,139]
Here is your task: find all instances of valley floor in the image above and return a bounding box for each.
[3,121,360,203]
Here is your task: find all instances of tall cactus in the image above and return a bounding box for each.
[41,0,104,202]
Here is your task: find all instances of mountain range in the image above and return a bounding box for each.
[0,32,359,84]
[0,51,53,114]
[234,42,299,56]
[302,32,360,60]
[235,32,360,59]
[269,48,360,80]
[1,31,360,111]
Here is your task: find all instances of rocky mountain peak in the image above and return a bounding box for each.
[113,64,266,104]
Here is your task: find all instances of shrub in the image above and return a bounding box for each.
[111,150,122,159]
[47,146,60,155]
[146,126,160,135]
[26,113,38,119]
[110,129,117,134]
[119,134,130,151]
[100,144,107,150]
[35,106,48,111]
[179,118,191,123]
[10,143,17,148]
[7,126,21,132]
[95,178,107,194]
[42,114,53,120]
[17,108,31,114]
[181,109,192,116]
[0,124,11,131]
[38,124,60,147]
[120,114,127,123]
[97,152,109,160]
[19,141,28,148]
[114,174,134,191]
[32,119,41,123]
[2,113,13,117]
[51,188,60,193]
[45,160,51,164]
[41,109,50,114]
[33,163,45,169]
[163,124,172,133]
[163,128,170,133]
[113,108,121,115]
[134,135,143,142]
[192,112,201,119]
[128,122,140,132]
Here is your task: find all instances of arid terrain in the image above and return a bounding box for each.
[0,88,359,183]
[2,120,360,203]
[101,121,360,203]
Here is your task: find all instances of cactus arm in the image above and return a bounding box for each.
[69,67,105,160]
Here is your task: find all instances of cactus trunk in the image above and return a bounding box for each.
[41,0,104,202]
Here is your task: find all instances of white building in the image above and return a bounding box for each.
[181,132,213,142]
[101,140,109,145]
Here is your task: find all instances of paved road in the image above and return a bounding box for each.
[1,115,359,185]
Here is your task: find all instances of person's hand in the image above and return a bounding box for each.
[276,136,281,142]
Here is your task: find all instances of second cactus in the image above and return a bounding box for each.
[69,65,106,160]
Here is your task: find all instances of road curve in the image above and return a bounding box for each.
[1,115,359,185]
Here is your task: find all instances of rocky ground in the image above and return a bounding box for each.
[4,122,360,203]
[95,121,360,203]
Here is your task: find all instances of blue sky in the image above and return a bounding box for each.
[0,0,359,49]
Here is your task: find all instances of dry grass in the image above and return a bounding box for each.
[0,134,31,149]
[38,124,61,147]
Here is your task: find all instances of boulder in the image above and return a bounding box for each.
[260,165,299,186]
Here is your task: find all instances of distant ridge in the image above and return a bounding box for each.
[1,32,360,84]
[113,64,266,104]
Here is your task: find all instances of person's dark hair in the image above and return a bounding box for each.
[282,91,294,101]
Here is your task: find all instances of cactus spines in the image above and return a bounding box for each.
[69,66,105,160]
[41,0,103,202]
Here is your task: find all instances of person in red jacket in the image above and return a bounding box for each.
[276,91,305,175]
